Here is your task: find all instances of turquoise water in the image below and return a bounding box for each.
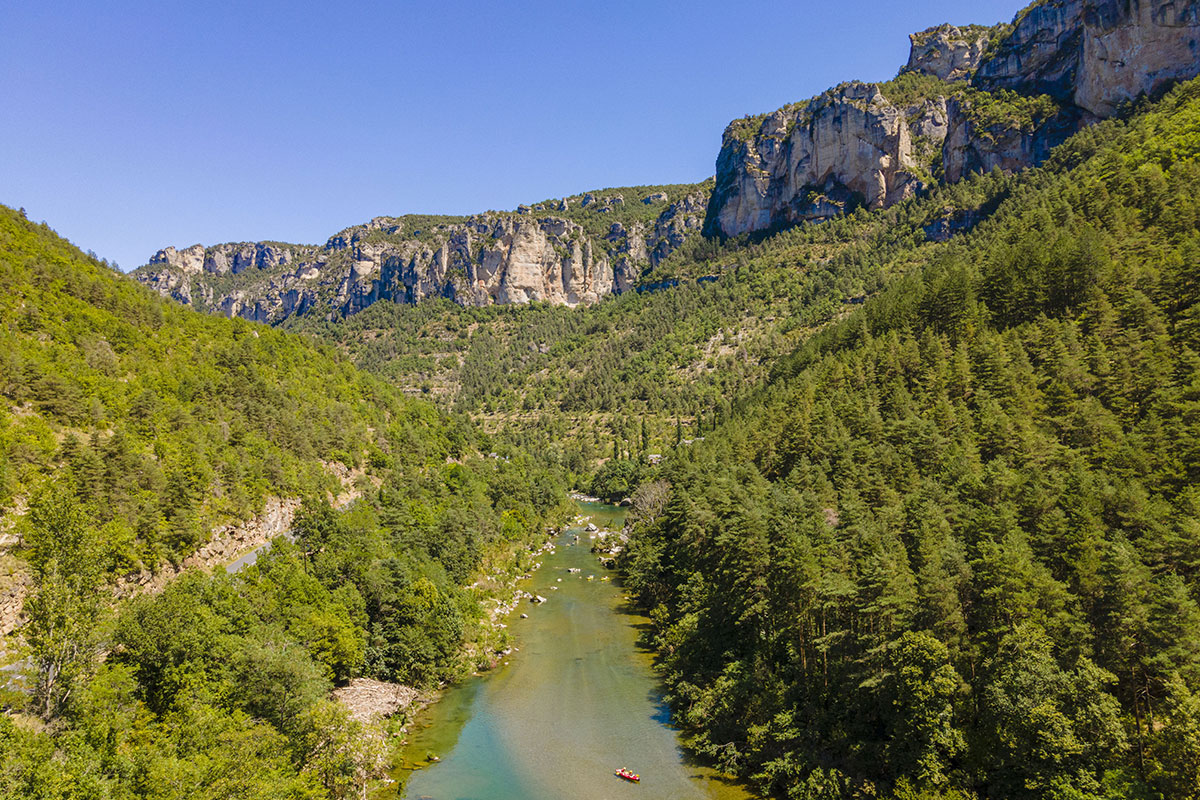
[392,502,754,800]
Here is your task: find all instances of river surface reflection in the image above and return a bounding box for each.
[391,502,755,800]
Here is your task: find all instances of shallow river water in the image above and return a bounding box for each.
[390,502,755,800]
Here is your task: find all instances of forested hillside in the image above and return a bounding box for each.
[291,154,1021,491]
[0,204,391,563]
[619,80,1200,799]
[0,207,566,798]
[132,181,712,321]
[4,3,1199,797]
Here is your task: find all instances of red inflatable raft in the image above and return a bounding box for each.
[615,768,640,783]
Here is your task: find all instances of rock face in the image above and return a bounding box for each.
[975,0,1200,117]
[908,24,997,81]
[705,83,945,238]
[704,0,1200,239]
[940,97,1084,184]
[142,241,315,310]
[136,187,710,322]
[151,241,309,276]
[0,573,28,639]
[649,191,708,263]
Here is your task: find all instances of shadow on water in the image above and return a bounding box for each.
[649,693,675,727]
[585,504,753,792]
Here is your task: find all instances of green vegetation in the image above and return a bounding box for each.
[909,22,1005,49]
[978,22,1017,65]
[292,153,1020,496]
[877,71,1062,137]
[619,79,1200,799]
[336,214,472,247]
[727,113,772,143]
[1012,0,1051,27]
[526,181,712,239]
[877,73,957,109]
[0,205,404,565]
[0,209,567,797]
[960,87,1062,134]
[589,459,641,504]
[3,466,564,797]
[4,491,384,799]
[4,18,1200,800]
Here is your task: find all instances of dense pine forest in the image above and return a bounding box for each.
[267,76,1200,799]
[619,80,1200,799]
[291,158,1019,481]
[0,207,566,798]
[4,5,1200,797]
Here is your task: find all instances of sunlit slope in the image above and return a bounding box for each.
[620,79,1200,799]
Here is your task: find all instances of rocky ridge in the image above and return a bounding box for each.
[705,82,953,237]
[136,185,711,323]
[134,1,1200,312]
[706,0,1200,238]
[974,0,1200,117]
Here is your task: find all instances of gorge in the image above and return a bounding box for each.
[3,1,1200,799]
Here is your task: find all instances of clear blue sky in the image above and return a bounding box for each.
[1,0,1022,270]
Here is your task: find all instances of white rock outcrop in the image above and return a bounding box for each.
[706,0,1200,239]
[907,24,997,82]
[706,82,944,237]
[136,191,709,321]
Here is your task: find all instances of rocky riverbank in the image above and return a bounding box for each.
[333,678,425,725]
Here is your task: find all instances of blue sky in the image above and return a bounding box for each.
[1,0,1021,270]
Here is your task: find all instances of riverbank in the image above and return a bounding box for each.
[457,515,569,677]
[383,501,757,800]
[359,508,573,761]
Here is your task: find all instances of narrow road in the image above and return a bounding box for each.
[225,531,295,573]
[1,532,297,695]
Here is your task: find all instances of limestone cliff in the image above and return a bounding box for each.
[648,190,708,264]
[940,94,1084,184]
[705,0,1200,239]
[139,241,317,311]
[704,83,947,238]
[907,24,999,82]
[136,185,711,322]
[975,0,1200,117]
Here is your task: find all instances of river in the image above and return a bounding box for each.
[389,502,755,800]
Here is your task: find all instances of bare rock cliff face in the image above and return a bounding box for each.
[705,0,1200,239]
[649,191,708,264]
[940,98,1084,184]
[144,241,317,312]
[704,83,944,238]
[136,189,709,322]
[907,24,996,82]
[328,215,621,315]
[975,0,1200,116]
